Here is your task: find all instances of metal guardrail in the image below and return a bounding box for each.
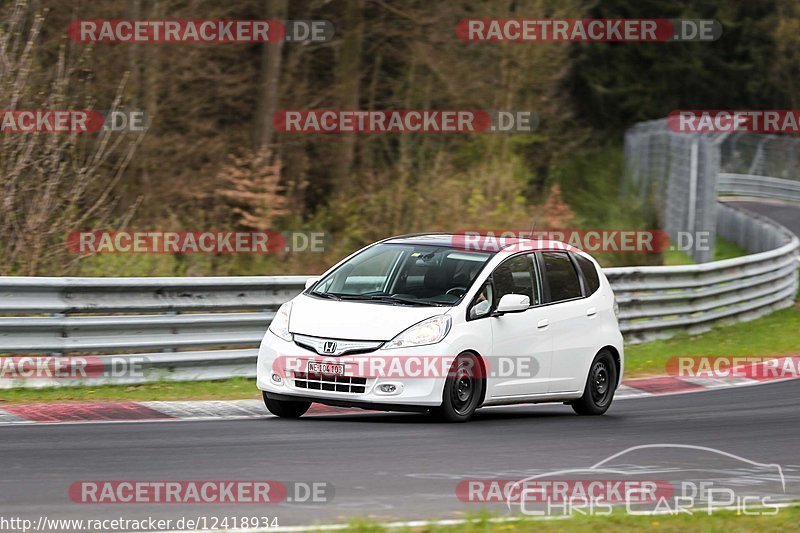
[0,200,797,387]
[718,173,800,203]
[0,277,308,387]
[0,276,308,314]
[606,202,799,343]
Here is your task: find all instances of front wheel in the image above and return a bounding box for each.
[432,353,484,422]
[263,392,311,418]
[571,350,617,416]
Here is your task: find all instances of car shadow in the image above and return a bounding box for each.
[284,404,605,424]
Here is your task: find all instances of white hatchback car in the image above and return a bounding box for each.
[257,234,624,422]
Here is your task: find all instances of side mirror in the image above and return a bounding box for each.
[304,277,321,290]
[469,299,491,319]
[495,294,530,314]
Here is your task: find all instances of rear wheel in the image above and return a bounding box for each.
[571,350,617,416]
[262,392,311,418]
[432,353,483,422]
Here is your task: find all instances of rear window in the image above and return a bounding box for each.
[541,252,582,303]
[575,254,600,295]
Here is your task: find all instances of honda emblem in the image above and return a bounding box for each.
[322,341,337,354]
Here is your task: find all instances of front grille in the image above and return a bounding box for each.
[292,371,367,393]
[293,333,383,356]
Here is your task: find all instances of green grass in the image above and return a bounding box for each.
[338,506,800,532]
[661,248,696,265]
[713,237,749,261]
[663,236,748,266]
[0,377,260,405]
[624,302,800,376]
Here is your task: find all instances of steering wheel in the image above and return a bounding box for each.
[445,287,467,297]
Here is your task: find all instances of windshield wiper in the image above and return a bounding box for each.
[313,293,445,307]
[309,290,341,301]
[367,295,446,307]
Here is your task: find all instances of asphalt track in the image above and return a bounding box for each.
[0,199,797,530]
[725,198,800,235]
[0,380,798,528]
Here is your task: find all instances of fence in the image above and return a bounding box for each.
[607,202,798,343]
[624,120,722,263]
[619,120,799,342]
[717,130,800,202]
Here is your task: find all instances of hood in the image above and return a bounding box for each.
[288,293,447,341]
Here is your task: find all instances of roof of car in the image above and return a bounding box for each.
[382,233,581,253]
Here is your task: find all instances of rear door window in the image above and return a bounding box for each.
[540,252,582,303]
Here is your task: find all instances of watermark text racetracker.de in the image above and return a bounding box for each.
[449,230,711,253]
[68,19,334,43]
[458,478,673,505]
[273,354,541,380]
[456,18,722,42]
[274,110,538,133]
[669,110,800,133]
[667,355,800,380]
[69,480,332,505]
[0,110,147,133]
[68,231,327,254]
[0,356,146,380]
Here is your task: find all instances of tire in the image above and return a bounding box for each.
[432,353,484,422]
[571,350,617,416]
[262,392,311,418]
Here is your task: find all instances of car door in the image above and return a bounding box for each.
[537,251,594,393]
[484,253,553,398]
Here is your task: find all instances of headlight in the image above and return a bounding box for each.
[613,298,620,320]
[382,315,451,350]
[268,302,293,341]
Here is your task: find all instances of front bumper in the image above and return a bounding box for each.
[256,330,452,408]
[264,391,432,413]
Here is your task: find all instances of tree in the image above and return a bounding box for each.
[217,149,289,230]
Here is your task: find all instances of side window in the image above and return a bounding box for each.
[541,252,582,303]
[491,254,539,306]
[574,254,600,295]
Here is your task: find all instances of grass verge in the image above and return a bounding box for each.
[623,301,800,376]
[662,236,748,265]
[342,506,798,532]
[0,377,260,404]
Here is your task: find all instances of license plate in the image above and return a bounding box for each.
[307,361,345,375]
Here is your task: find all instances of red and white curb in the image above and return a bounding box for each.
[0,400,351,426]
[0,370,796,426]
[617,355,800,398]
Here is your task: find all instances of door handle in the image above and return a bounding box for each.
[537,319,549,329]
[586,307,597,317]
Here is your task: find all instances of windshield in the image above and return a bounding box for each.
[309,243,493,306]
